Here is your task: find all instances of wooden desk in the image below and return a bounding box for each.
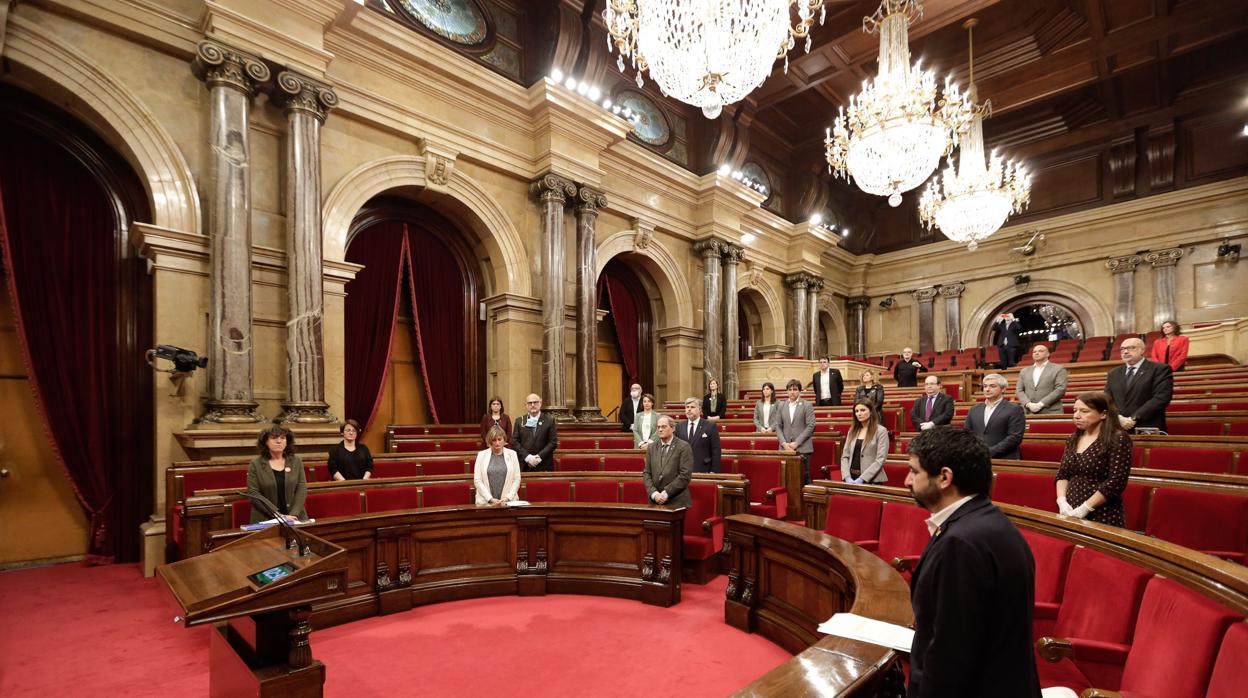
[207,503,685,627]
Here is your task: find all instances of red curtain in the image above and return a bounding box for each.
[603,274,640,388]
[0,140,123,563]
[405,227,465,423]
[344,222,407,431]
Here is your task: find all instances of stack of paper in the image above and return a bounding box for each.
[505,500,531,507]
[817,613,914,652]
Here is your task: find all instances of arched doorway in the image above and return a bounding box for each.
[977,293,1094,347]
[738,290,764,359]
[344,197,485,449]
[597,257,655,421]
[0,85,153,564]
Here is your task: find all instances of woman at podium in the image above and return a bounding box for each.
[247,426,308,523]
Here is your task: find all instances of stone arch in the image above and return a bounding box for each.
[1,16,201,233]
[323,155,531,297]
[815,293,848,356]
[965,279,1112,346]
[736,273,784,347]
[595,229,693,328]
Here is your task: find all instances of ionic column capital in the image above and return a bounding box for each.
[721,243,745,264]
[694,239,725,260]
[911,286,940,303]
[846,295,871,310]
[191,40,270,95]
[1106,254,1143,274]
[270,70,338,121]
[1144,247,1184,268]
[575,185,608,213]
[785,272,815,290]
[531,173,577,205]
[938,282,966,298]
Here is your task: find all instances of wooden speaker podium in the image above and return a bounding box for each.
[157,524,347,697]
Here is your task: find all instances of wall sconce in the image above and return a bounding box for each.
[1216,239,1240,263]
[878,296,896,309]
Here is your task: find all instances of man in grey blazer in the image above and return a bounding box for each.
[1016,344,1068,414]
[965,374,1026,460]
[644,415,693,507]
[777,378,816,484]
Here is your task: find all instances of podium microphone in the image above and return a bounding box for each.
[236,490,310,556]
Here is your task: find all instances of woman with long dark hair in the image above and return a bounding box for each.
[840,400,890,484]
[479,396,512,445]
[753,382,780,433]
[246,425,307,523]
[1055,391,1133,526]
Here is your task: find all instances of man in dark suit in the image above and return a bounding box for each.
[910,375,954,431]
[991,313,1023,368]
[643,415,693,507]
[678,397,721,473]
[893,347,926,387]
[618,383,643,432]
[808,356,844,406]
[1106,337,1174,432]
[964,374,1026,459]
[777,378,817,484]
[511,393,558,472]
[905,426,1041,698]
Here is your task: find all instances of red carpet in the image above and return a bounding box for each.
[0,564,790,696]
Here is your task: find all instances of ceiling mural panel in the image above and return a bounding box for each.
[394,0,489,46]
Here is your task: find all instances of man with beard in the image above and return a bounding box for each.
[904,427,1040,698]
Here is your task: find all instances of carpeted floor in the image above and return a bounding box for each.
[0,563,791,696]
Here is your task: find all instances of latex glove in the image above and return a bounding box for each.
[920,422,934,430]
[1118,415,1136,430]
[1028,402,1044,413]
[1056,497,1073,516]
[1069,502,1094,519]
[848,478,863,485]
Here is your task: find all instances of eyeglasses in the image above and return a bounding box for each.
[526,400,540,404]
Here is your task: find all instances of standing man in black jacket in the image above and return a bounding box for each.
[905,426,1041,698]
[808,356,844,406]
[991,313,1023,368]
[618,383,643,433]
[1105,337,1174,432]
[893,347,926,387]
[511,393,558,472]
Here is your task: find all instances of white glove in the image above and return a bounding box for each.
[920,422,934,430]
[1056,497,1073,516]
[1028,402,1044,413]
[1069,502,1094,519]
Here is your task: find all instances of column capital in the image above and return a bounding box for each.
[694,239,724,259]
[807,276,825,292]
[784,272,815,290]
[575,185,608,213]
[846,295,871,310]
[1144,247,1184,268]
[721,243,745,264]
[531,173,577,205]
[911,286,940,303]
[270,70,338,121]
[1106,254,1143,274]
[191,40,270,95]
[938,282,966,298]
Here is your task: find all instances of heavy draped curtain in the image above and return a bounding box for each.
[602,274,640,388]
[344,222,408,431]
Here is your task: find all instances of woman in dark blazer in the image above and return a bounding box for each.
[479,396,512,444]
[702,378,726,420]
[1150,320,1189,372]
[247,425,308,523]
[853,369,886,421]
[327,419,373,480]
[752,382,781,433]
[840,401,890,484]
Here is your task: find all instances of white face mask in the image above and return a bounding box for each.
[630,390,641,399]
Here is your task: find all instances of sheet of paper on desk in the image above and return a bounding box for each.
[240,518,317,531]
[817,613,914,652]
[505,501,530,507]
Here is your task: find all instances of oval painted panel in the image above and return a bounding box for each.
[396,0,489,45]
[741,162,771,192]
[617,90,671,147]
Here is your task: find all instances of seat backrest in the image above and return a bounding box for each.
[364,486,420,513]
[684,482,719,536]
[421,483,473,507]
[620,481,649,504]
[600,437,634,449]
[1027,421,1073,434]
[730,457,782,492]
[371,460,420,479]
[1118,577,1238,698]
[992,472,1058,512]
[1019,442,1065,462]
[304,491,363,519]
[875,502,930,562]
[183,469,248,496]
[573,480,619,503]
[1020,529,1074,610]
[1165,421,1225,436]
[231,499,251,527]
[524,480,572,503]
[1121,482,1150,531]
[1053,547,1152,643]
[560,437,598,450]
[1145,447,1234,474]
[1145,488,1248,560]
[558,454,602,472]
[1206,622,1248,698]
[420,460,470,476]
[821,494,883,544]
[603,454,644,472]
[883,462,909,485]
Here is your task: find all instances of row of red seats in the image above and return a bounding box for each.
[890,437,1247,475]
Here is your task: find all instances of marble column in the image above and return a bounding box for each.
[694,239,724,383]
[1145,248,1184,328]
[720,243,744,398]
[574,185,607,422]
[912,286,940,354]
[191,40,270,424]
[939,283,966,350]
[271,70,339,424]
[807,278,824,358]
[785,273,811,358]
[531,173,577,420]
[1106,254,1143,334]
[846,296,870,357]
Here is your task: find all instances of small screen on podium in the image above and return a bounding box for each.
[247,562,297,587]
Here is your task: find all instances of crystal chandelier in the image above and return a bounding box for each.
[918,19,1030,251]
[823,0,973,206]
[602,1,827,119]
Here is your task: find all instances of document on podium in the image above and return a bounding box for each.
[240,518,316,531]
[817,613,914,652]
[505,500,531,507]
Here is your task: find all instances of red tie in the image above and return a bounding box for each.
[925,397,934,421]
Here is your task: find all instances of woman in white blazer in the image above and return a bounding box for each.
[631,393,660,448]
[840,401,890,484]
[474,426,521,505]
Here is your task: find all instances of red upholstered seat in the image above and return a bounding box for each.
[231,499,251,527]
[719,422,756,432]
[1145,447,1234,474]
[1206,622,1248,698]
[525,480,572,503]
[730,457,787,518]
[993,472,1059,512]
[883,462,909,485]
[558,454,602,472]
[304,491,362,519]
[371,460,420,478]
[603,455,644,472]
[1028,421,1074,435]
[1112,577,1238,698]
[364,486,420,513]
[683,481,723,561]
[396,440,440,453]
[420,460,469,476]
[1039,547,1152,690]
[182,469,248,496]
[720,436,756,451]
[599,437,633,449]
[560,437,597,450]
[1145,488,1248,562]
[1167,402,1215,412]
[1020,529,1074,639]
[822,494,882,548]
[421,483,473,507]
[1120,483,1150,531]
[812,436,838,477]
[620,481,649,504]
[573,480,619,503]
[1019,442,1066,462]
[873,502,930,581]
[1231,422,1248,437]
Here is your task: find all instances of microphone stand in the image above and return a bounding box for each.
[237,490,311,557]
